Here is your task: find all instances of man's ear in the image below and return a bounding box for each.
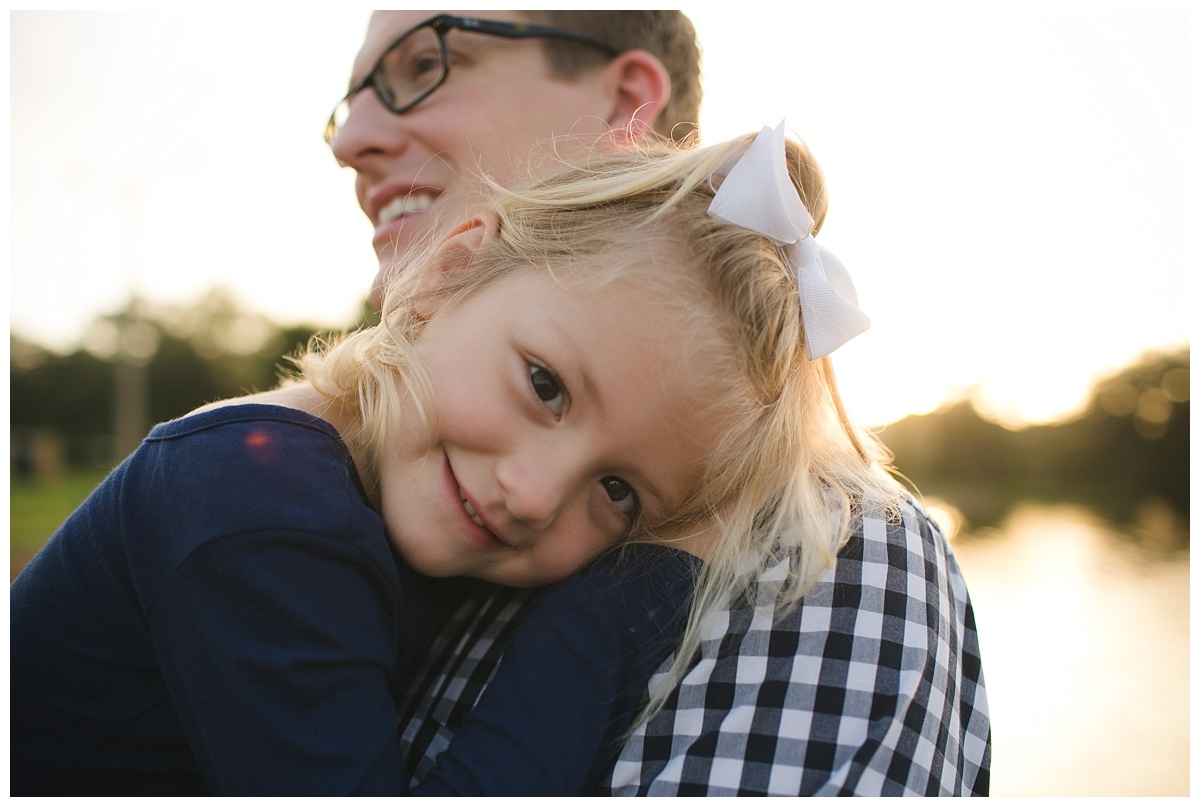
[411,214,495,316]
[600,50,672,142]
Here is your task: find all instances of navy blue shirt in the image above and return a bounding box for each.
[11,404,696,795]
[414,546,697,796]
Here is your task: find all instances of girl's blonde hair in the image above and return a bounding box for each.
[297,130,905,726]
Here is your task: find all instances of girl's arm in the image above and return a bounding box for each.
[135,411,455,795]
[410,544,699,796]
[148,527,439,795]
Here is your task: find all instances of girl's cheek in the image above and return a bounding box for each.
[584,490,627,547]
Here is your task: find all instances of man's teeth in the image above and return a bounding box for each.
[459,488,484,528]
[379,193,436,224]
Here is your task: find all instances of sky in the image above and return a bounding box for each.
[7,4,1193,428]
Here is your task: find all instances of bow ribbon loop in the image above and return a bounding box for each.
[708,123,870,359]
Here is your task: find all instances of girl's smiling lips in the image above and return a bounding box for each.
[443,457,511,551]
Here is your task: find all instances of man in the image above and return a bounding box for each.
[328,10,698,309]
[327,10,990,796]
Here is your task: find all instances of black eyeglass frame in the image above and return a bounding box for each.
[325,14,620,145]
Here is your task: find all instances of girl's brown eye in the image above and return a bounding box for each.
[529,363,564,418]
[602,476,638,517]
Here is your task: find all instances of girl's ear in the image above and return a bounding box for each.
[411,214,496,317]
[600,50,671,143]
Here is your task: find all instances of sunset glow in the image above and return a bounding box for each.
[8,7,1190,428]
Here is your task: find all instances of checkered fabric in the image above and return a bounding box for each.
[398,497,990,795]
[397,583,540,784]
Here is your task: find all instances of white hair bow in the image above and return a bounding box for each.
[707,122,870,360]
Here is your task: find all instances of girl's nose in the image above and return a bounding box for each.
[496,449,572,531]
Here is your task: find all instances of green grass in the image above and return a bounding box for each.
[10,469,109,553]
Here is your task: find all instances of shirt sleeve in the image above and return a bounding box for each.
[603,498,991,796]
[411,545,699,796]
[146,528,409,796]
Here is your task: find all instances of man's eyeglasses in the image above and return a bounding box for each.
[324,14,619,146]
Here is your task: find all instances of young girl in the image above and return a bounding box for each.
[11,124,907,795]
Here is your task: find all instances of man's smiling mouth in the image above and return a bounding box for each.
[379,192,437,224]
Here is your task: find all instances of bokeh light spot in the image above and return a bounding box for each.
[1099,382,1137,417]
[1161,367,1188,402]
[1136,388,1171,424]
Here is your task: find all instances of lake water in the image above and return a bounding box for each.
[943,501,1190,796]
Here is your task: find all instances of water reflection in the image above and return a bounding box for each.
[947,502,1190,796]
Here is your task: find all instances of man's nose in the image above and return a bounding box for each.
[330,89,407,168]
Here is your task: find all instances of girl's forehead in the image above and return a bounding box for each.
[534,265,735,389]
[548,246,706,300]
[453,261,716,354]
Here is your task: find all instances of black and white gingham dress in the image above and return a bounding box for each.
[398,496,991,796]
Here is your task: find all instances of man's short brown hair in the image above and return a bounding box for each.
[522,10,702,144]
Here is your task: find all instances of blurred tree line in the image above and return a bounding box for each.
[10,290,376,474]
[879,347,1189,543]
[10,292,1189,549]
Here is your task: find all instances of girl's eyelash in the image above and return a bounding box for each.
[527,360,567,418]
